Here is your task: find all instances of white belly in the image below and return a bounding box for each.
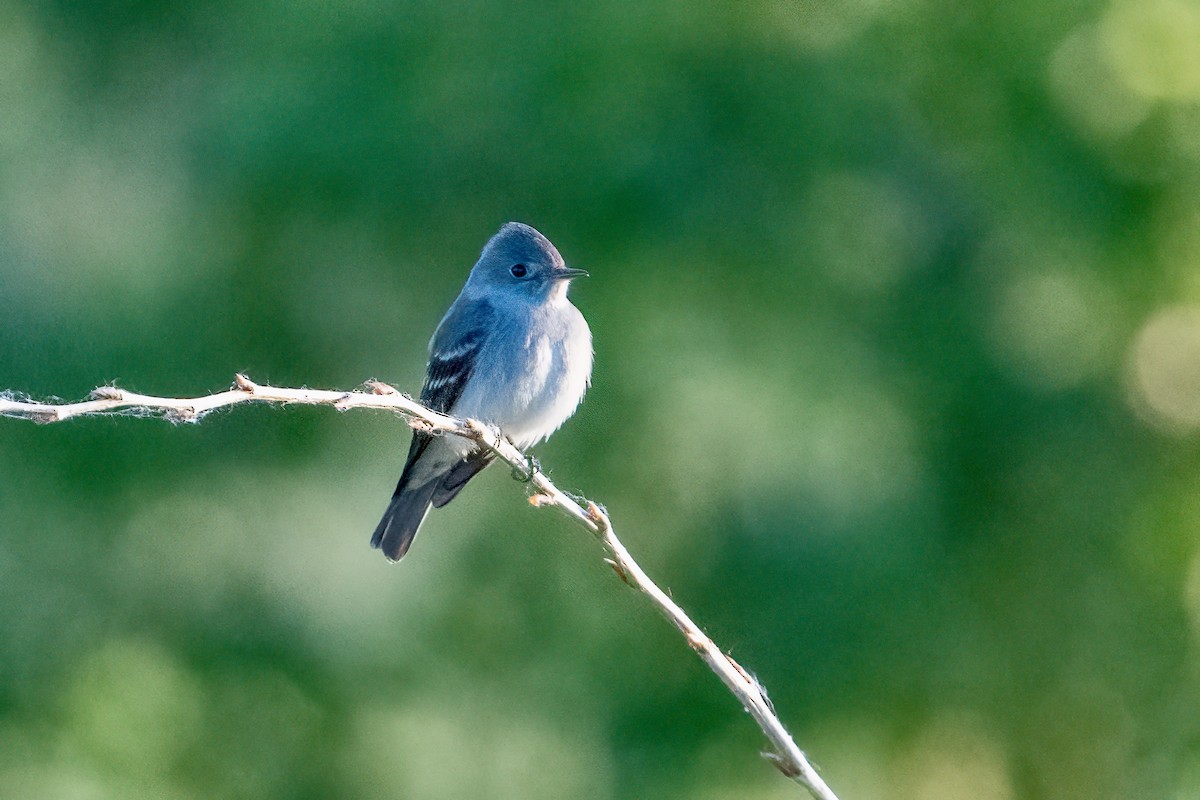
[451,301,592,451]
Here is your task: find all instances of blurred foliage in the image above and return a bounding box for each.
[3,1,1200,798]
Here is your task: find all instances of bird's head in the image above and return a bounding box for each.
[466,222,587,303]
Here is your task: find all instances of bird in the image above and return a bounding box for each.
[371,222,593,562]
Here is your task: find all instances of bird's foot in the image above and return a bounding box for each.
[512,454,541,483]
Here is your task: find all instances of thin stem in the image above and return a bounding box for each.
[1,375,839,800]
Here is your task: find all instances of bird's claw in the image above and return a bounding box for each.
[512,454,541,483]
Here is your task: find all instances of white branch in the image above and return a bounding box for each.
[1,375,840,800]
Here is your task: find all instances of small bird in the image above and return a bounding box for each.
[371,222,593,561]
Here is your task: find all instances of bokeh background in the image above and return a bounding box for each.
[3,1,1200,798]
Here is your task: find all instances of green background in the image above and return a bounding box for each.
[4,2,1200,798]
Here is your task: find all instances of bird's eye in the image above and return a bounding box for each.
[510,264,527,278]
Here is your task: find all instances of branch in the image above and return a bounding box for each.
[1,375,840,800]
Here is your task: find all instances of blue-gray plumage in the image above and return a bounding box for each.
[371,222,593,561]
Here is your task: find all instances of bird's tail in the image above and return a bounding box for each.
[370,478,439,562]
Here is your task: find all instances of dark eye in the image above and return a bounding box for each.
[510,264,527,278]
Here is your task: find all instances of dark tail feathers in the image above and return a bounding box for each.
[371,451,494,562]
[370,479,439,562]
[430,453,492,509]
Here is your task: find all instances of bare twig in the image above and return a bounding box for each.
[1,375,839,800]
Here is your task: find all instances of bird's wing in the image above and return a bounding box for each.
[373,300,497,560]
[402,299,495,471]
[431,449,493,508]
[421,297,495,413]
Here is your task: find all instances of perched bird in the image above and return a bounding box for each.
[371,222,593,561]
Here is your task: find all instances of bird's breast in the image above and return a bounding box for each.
[451,303,592,449]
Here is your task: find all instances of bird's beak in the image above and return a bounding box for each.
[555,267,589,280]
